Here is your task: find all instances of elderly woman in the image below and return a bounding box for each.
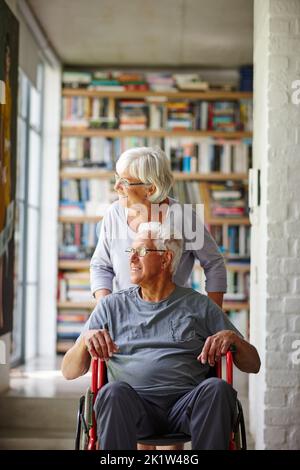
[90,146,227,449]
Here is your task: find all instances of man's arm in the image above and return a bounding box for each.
[61,329,119,380]
[198,330,261,374]
[61,336,91,380]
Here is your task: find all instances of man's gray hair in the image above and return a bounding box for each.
[137,222,183,274]
[116,147,174,203]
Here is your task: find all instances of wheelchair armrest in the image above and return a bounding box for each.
[215,345,236,385]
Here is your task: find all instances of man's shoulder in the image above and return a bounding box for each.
[176,285,206,298]
[101,286,138,307]
[174,286,209,306]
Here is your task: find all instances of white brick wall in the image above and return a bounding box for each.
[251,0,300,450]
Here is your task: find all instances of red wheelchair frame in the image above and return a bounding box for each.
[75,349,247,450]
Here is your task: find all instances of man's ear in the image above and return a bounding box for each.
[162,251,173,270]
[147,184,155,198]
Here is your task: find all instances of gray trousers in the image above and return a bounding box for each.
[94,377,237,450]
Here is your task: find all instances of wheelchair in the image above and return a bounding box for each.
[75,349,247,450]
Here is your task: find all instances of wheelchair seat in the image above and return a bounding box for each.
[138,433,191,446]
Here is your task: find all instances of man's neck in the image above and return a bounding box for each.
[139,279,176,303]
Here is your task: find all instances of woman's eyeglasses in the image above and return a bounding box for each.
[125,247,166,257]
[114,174,151,188]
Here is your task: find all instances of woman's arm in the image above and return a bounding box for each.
[207,291,224,308]
[90,211,115,296]
[192,214,227,295]
[95,288,111,302]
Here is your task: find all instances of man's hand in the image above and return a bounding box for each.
[197,330,236,367]
[84,329,119,360]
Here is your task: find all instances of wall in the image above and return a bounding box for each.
[251,0,300,449]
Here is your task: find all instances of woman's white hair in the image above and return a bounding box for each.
[137,222,183,274]
[116,147,174,203]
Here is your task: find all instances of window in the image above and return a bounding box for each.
[11,65,44,365]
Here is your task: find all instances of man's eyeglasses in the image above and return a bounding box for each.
[114,174,151,188]
[125,247,166,257]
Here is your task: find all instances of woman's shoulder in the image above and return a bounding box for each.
[104,200,124,220]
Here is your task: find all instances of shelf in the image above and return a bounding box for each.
[61,128,252,139]
[58,215,102,223]
[60,169,115,179]
[62,88,253,100]
[60,169,248,181]
[58,260,90,269]
[207,217,250,226]
[223,302,249,310]
[57,301,96,309]
[225,263,250,273]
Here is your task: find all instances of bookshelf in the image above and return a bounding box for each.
[57,71,252,353]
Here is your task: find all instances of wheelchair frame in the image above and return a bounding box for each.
[75,350,247,450]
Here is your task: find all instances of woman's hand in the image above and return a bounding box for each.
[197,330,236,367]
[84,329,119,360]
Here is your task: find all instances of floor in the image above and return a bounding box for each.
[8,356,90,398]
[0,355,255,450]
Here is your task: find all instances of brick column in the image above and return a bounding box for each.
[251,0,300,449]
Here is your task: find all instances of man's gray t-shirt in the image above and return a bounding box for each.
[83,286,241,396]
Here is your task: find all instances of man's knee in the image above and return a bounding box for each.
[200,377,235,398]
[95,381,132,412]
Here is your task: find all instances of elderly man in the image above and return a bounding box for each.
[62,227,260,450]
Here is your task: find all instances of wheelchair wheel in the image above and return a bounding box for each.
[233,399,247,450]
[75,396,85,450]
[75,388,94,450]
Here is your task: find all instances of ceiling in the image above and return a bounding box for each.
[28,0,253,68]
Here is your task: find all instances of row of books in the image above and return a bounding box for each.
[60,179,116,205]
[167,138,252,173]
[62,96,253,132]
[62,70,251,93]
[58,271,92,302]
[191,262,249,307]
[61,136,163,166]
[61,135,252,175]
[59,179,249,224]
[61,136,114,167]
[209,183,247,218]
[62,71,212,92]
[58,222,100,250]
[57,308,90,351]
[224,271,250,302]
[210,225,250,256]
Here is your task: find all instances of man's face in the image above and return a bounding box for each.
[129,236,166,285]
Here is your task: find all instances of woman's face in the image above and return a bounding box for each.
[114,169,153,209]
